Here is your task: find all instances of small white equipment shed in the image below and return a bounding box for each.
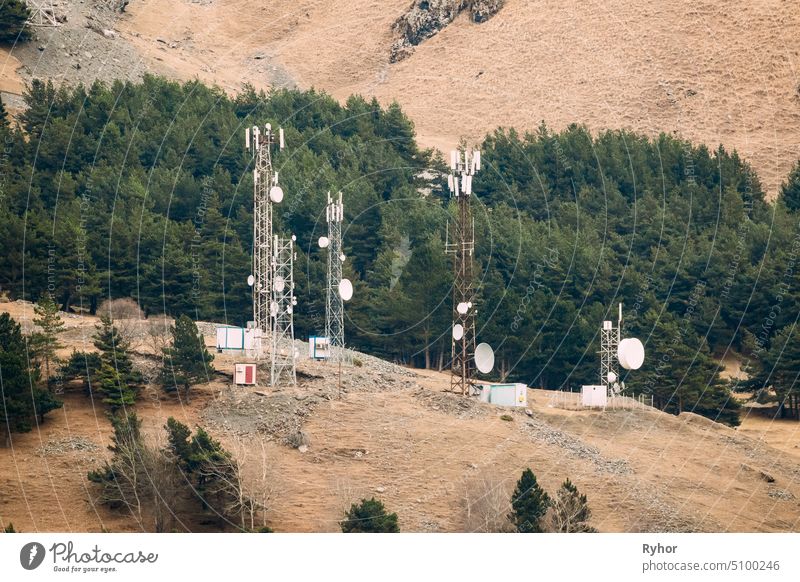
[478,383,528,407]
[581,385,607,408]
[308,336,331,360]
[216,326,245,351]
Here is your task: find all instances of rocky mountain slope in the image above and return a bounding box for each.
[3,0,799,197]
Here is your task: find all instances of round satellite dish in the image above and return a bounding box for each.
[607,371,617,383]
[452,324,464,341]
[456,302,469,315]
[291,234,297,242]
[474,343,495,374]
[318,236,330,248]
[247,275,254,287]
[618,338,645,370]
[287,306,293,314]
[291,298,298,306]
[340,254,346,262]
[269,185,284,203]
[269,302,278,316]
[338,278,353,301]
[275,276,286,293]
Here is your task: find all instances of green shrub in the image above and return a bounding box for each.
[341,497,399,533]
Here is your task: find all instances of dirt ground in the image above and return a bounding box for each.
[1,302,799,533]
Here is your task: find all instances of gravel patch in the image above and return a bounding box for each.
[414,389,488,419]
[520,417,632,475]
[36,436,100,456]
[202,391,321,447]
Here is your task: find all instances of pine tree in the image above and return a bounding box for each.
[93,315,142,387]
[550,479,597,533]
[60,350,102,394]
[759,325,800,419]
[0,313,61,446]
[340,498,399,533]
[30,295,66,385]
[92,315,141,409]
[162,315,213,403]
[96,360,135,410]
[164,418,240,514]
[779,160,800,213]
[509,468,550,533]
[0,0,32,43]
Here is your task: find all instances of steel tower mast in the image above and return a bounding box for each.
[325,191,345,361]
[245,123,284,357]
[446,149,480,395]
[271,234,297,385]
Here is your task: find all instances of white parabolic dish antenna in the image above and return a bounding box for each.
[456,302,469,315]
[247,275,254,287]
[618,338,645,370]
[318,236,329,248]
[269,302,278,317]
[338,278,353,301]
[452,324,464,341]
[607,371,617,383]
[275,276,285,293]
[269,185,284,203]
[474,343,495,374]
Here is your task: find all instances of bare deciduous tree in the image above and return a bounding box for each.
[462,471,514,533]
[98,298,145,351]
[547,479,597,533]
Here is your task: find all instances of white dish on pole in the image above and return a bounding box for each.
[452,324,464,341]
[338,278,353,301]
[275,276,285,293]
[247,275,254,287]
[618,338,645,370]
[269,185,284,203]
[318,236,329,248]
[474,343,495,374]
[456,302,469,315]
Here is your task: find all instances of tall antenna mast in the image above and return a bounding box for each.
[601,302,622,395]
[271,234,297,386]
[245,123,284,359]
[446,148,480,395]
[325,191,346,361]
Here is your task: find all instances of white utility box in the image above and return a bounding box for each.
[479,383,528,407]
[581,385,607,407]
[308,336,331,359]
[234,363,257,385]
[216,326,245,351]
